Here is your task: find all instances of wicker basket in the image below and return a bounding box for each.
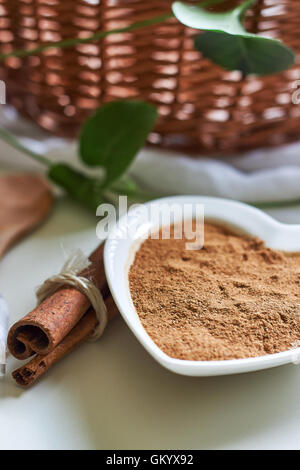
[0,0,299,155]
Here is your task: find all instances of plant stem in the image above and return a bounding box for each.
[0,0,227,60]
[0,127,51,167]
[0,13,173,60]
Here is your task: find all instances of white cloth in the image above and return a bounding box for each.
[1,106,300,205]
[130,146,300,204]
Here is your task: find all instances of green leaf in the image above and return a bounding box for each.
[109,176,157,202]
[194,31,295,75]
[48,163,156,211]
[79,100,158,186]
[48,163,106,211]
[172,0,295,75]
[173,0,251,35]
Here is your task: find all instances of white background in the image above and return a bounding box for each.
[1,195,300,450]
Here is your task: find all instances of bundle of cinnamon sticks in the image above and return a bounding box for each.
[7,243,118,387]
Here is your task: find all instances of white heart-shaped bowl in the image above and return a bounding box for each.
[104,196,300,376]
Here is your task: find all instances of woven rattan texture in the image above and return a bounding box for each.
[0,0,299,155]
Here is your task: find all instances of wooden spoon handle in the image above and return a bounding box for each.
[0,174,53,259]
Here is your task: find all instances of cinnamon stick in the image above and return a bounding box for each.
[8,243,107,360]
[12,295,118,387]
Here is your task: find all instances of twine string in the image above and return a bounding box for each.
[36,250,107,341]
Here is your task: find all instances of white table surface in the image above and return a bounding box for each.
[1,197,300,450]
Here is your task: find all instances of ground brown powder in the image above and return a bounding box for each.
[129,222,300,360]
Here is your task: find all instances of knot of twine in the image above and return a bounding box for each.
[36,250,107,341]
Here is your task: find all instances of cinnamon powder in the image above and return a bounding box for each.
[129,222,300,360]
